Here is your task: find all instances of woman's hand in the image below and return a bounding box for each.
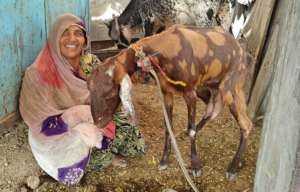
[100,121,116,140]
[61,105,93,128]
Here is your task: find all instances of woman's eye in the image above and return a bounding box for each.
[61,30,84,38]
[62,30,70,37]
[75,31,84,37]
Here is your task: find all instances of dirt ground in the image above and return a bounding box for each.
[0,82,261,192]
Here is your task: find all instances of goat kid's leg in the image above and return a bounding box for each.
[226,89,253,180]
[159,92,174,171]
[196,91,223,133]
[196,86,211,105]
[184,91,201,177]
[185,86,210,135]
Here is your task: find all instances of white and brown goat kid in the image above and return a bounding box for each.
[88,25,253,179]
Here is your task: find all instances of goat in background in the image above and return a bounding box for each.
[106,0,222,48]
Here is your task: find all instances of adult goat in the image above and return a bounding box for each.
[106,0,221,48]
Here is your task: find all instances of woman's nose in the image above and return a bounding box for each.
[68,33,77,41]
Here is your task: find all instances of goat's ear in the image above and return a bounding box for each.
[121,25,132,43]
[112,14,118,23]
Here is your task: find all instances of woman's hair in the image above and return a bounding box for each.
[82,29,87,47]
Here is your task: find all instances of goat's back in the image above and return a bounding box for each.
[139,25,247,91]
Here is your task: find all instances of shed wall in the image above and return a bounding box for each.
[0,0,89,122]
[254,0,300,191]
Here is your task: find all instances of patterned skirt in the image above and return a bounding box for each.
[88,112,145,171]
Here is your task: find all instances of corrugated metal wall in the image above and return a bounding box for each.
[0,0,89,121]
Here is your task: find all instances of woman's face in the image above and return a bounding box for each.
[59,25,86,60]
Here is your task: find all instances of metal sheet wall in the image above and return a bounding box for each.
[0,0,89,120]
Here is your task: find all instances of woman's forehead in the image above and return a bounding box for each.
[64,25,84,32]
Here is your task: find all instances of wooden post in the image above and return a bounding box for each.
[0,112,20,129]
[254,0,300,191]
[244,0,277,60]
[243,0,277,119]
[247,24,279,120]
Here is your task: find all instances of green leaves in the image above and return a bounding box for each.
[111,112,145,157]
[88,112,145,171]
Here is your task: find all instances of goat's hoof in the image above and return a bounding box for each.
[192,169,202,177]
[226,172,237,180]
[159,163,168,171]
[189,130,196,138]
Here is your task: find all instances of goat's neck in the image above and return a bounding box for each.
[113,48,137,83]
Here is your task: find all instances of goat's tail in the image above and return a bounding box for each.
[238,38,254,69]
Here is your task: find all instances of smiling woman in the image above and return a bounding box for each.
[18,13,144,185]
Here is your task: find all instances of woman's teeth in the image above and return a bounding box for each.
[66,44,76,48]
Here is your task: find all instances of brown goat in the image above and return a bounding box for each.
[88,24,252,179]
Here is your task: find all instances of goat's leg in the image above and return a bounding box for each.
[196,86,211,104]
[183,91,201,177]
[159,92,174,170]
[225,89,253,180]
[196,91,223,133]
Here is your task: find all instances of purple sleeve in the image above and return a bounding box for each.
[100,136,113,151]
[41,114,68,136]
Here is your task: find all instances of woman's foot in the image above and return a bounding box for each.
[111,156,127,168]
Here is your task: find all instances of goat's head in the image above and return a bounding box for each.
[106,15,121,42]
[106,16,133,48]
[88,65,120,128]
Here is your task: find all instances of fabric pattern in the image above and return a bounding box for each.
[58,155,89,185]
[41,114,68,136]
[88,112,145,171]
[80,53,101,77]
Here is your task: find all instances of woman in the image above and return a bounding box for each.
[19,13,144,185]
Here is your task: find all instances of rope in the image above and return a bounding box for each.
[149,69,199,192]
[148,56,187,87]
[130,44,187,87]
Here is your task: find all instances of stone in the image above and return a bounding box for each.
[162,189,177,192]
[20,186,28,192]
[26,176,40,189]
